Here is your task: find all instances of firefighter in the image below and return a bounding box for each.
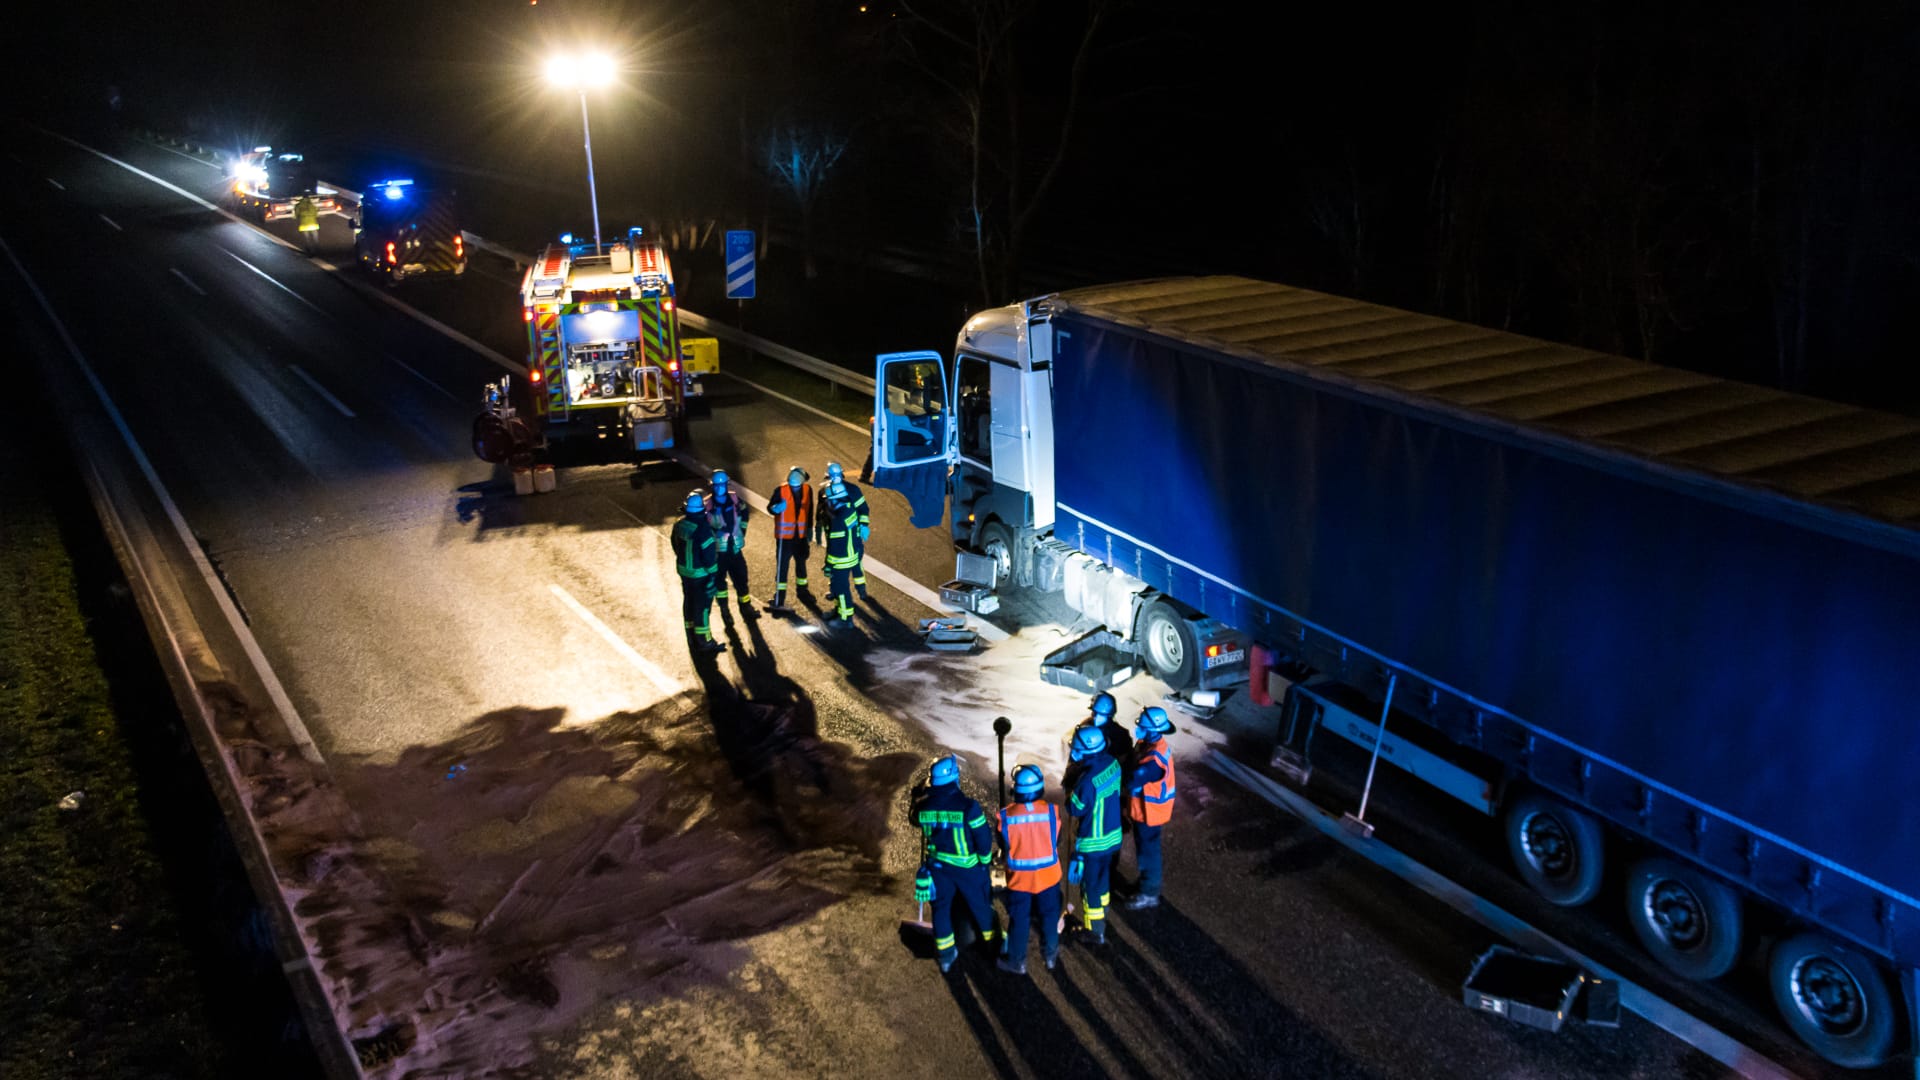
[1064,692,1130,795]
[767,465,813,610]
[817,462,870,599]
[1123,707,1177,910]
[293,193,320,251]
[705,470,755,618]
[997,764,1063,975]
[819,478,863,626]
[913,755,998,973]
[1066,725,1123,945]
[670,490,724,653]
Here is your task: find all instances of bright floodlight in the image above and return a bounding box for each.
[546,53,616,90]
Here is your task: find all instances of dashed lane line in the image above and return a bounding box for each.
[0,235,324,764]
[46,177,65,191]
[168,267,206,296]
[223,248,328,315]
[288,365,358,419]
[98,213,122,231]
[548,584,686,698]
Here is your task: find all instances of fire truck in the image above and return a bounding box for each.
[229,147,337,223]
[473,229,700,466]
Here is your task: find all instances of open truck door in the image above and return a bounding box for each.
[872,350,955,528]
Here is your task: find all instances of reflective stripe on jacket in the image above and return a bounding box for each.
[707,489,747,552]
[770,482,812,540]
[1126,738,1175,826]
[1069,754,1123,852]
[1000,800,1061,892]
[670,516,717,579]
[821,498,862,569]
[915,788,992,869]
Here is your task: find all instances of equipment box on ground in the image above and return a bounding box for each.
[939,552,1000,614]
[1461,946,1584,1033]
[1040,630,1137,694]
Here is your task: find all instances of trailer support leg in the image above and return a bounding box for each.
[1342,673,1398,839]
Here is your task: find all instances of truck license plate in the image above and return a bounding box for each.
[1204,648,1245,670]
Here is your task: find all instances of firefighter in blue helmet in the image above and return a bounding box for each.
[670,491,723,653]
[817,462,870,599]
[997,763,1063,974]
[819,478,863,626]
[913,755,998,972]
[1123,706,1177,909]
[705,470,755,619]
[1067,724,1123,944]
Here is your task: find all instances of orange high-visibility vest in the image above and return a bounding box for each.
[1000,800,1062,893]
[1126,739,1176,826]
[772,482,813,540]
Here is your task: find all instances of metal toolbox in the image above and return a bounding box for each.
[1040,630,1138,694]
[1461,946,1585,1033]
[939,552,1000,614]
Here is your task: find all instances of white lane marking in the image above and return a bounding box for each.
[98,213,123,232]
[288,365,357,419]
[549,584,685,697]
[664,450,1010,642]
[168,267,206,296]
[0,236,324,764]
[716,371,867,435]
[46,177,65,191]
[39,128,300,252]
[222,248,326,315]
[385,354,461,403]
[312,258,520,374]
[1204,753,1801,1080]
[147,139,222,169]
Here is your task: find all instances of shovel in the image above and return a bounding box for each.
[902,900,933,935]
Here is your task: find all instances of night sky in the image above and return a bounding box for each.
[12,0,1920,409]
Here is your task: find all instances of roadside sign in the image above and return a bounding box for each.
[725,229,756,300]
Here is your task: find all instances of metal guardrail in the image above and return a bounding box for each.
[463,232,876,395]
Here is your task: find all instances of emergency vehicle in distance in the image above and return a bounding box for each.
[472,229,700,466]
[350,179,466,283]
[229,147,337,223]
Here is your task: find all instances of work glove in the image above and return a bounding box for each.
[1067,855,1085,885]
[859,525,870,543]
[914,866,936,904]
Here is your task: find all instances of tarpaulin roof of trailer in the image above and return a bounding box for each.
[1053,276,1920,546]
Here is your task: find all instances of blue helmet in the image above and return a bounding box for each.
[711,469,729,492]
[826,461,845,482]
[684,490,705,514]
[1090,692,1116,719]
[787,465,806,488]
[929,755,960,786]
[1135,706,1172,741]
[1070,725,1107,761]
[1012,763,1045,797]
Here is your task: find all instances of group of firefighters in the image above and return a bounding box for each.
[669,461,871,652]
[912,692,1178,976]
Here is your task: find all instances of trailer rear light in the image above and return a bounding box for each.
[385,241,397,265]
[453,234,464,258]
[1206,644,1223,658]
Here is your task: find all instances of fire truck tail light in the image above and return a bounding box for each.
[669,360,679,373]
[522,308,534,323]
[453,234,464,258]
[385,241,397,265]
[663,299,674,312]
[529,367,542,383]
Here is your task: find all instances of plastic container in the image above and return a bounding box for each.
[1461,946,1584,1033]
[1040,630,1138,694]
[532,463,557,493]
[512,466,535,496]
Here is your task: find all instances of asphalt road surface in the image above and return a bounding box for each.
[0,122,1826,1078]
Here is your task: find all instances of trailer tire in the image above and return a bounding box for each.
[1138,599,1197,689]
[1624,856,1743,980]
[1768,931,1897,1069]
[1504,792,1604,906]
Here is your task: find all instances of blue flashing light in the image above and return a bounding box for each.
[384,185,406,200]
[560,232,574,243]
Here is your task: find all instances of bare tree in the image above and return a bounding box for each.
[898,0,1111,305]
[762,118,850,281]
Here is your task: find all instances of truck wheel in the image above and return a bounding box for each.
[1624,856,1743,980]
[978,521,1014,588]
[1768,931,1897,1069]
[1503,792,1604,906]
[1138,599,1197,688]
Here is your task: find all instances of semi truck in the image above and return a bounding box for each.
[869,275,1920,1070]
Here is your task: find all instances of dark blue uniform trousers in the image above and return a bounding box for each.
[1003,884,1062,963]
[931,862,995,961]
